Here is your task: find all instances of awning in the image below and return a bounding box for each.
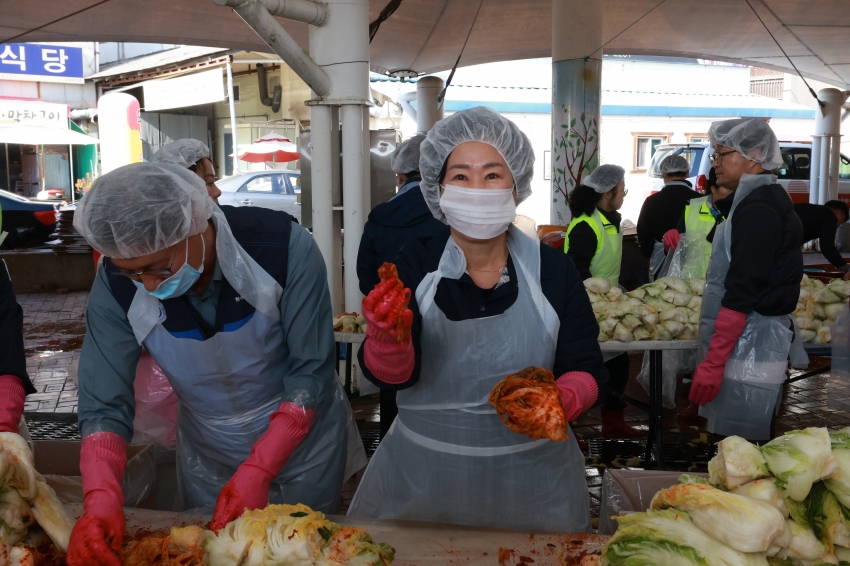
[0,126,99,145]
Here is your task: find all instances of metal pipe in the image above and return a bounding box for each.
[341,104,365,311]
[69,144,75,204]
[819,134,830,205]
[226,62,240,175]
[416,76,444,134]
[398,91,417,123]
[212,0,328,26]
[830,133,842,201]
[220,0,332,96]
[362,104,371,214]
[310,104,338,302]
[4,144,10,193]
[70,108,97,121]
[810,136,822,204]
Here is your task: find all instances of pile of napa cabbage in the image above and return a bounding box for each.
[794,275,850,344]
[601,427,850,566]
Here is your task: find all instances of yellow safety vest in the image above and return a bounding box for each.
[565,208,623,287]
[681,196,716,279]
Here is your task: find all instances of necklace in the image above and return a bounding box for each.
[467,244,509,273]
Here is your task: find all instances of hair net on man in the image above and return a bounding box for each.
[584,164,626,194]
[420,106,535,223]
[74,162,214,259]
[392,135,425,175]
[708,118,783,170]
[151,139,210,169]
[659,154,691,175]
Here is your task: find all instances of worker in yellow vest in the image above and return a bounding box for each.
[663,167,732,280]
[565,164,644,439]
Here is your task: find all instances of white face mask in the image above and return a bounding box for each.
[439,184,517,240]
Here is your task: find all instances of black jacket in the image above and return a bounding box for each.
[356,180,448,295]
[794,203,846,269]
[358,230,609,394]
[716,178,804,315]
[565,208,621,281]
[636,181,701,258]
[0,261,33,394]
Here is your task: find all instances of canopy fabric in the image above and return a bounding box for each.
[0,126,100,145]
[254,132,291,142]
[232,138,299,163]
[4,0,850,88]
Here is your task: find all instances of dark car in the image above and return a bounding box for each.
[0,190,57,249]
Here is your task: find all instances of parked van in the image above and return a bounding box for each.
[648,142,850,202]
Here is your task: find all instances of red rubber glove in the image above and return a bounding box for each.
[690,307,748,405]
[362,271,413,344]
[0,375,25,433]
[556,371,599,421]
[662,229,681,253]
[362,300,415,384]
[67,432,127,566]
[210,402,316,532]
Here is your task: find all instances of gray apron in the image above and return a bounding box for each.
[649,240,666,282]
[126,208,361,511]
[697,174,804,441]
[348,217,590,532]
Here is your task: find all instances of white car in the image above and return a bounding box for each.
[648,142,850,202]
[217,170,301,223]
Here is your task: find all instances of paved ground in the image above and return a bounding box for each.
[17,289,848,521]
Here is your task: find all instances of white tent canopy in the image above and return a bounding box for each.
[0,126,100,145]
[3,0,850,88]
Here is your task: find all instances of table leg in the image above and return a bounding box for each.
[645,351,656,466]
[651,350,665,470]
[344,343,353,395]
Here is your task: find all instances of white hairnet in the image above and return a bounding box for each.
[392,135,425,174]
[659,154,690,175]
[420,106,535,222]
[584,164,626,194]
[708,118,783,169]
[74,162,214,259]
[150,139,210,169]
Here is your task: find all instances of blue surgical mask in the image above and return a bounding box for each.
[134,236,205,300]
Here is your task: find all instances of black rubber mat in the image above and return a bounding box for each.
[23,411,81,441]
[586,435,717,472]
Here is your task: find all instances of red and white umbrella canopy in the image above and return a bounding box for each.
[231,132,299,163]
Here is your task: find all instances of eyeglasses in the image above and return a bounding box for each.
[709,150,737,164]
[105,241,183,281]
[623,188,629,196]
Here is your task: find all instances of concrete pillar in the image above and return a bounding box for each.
[416,76,445,134]
[341,104,366,311]
[550,0,602,225]
[309,104,339,306]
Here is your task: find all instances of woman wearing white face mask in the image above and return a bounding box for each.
[349,106,608,533]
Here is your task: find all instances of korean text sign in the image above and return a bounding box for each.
[0,44,84,84]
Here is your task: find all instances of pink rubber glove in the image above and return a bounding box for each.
[556,371,599,421]
[67,432,127,566]
[210,402,316,532]
[662,229,681,253]
[690,307,748,405]
[0,375,25,433]
[361,292,415,384]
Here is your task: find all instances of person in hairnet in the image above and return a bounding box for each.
[691,118,803,442]
[355,135,447,440]
[66,162,359,566]
[564,165,645,440]
[636,154,701,280]
[348,106,607,533]
[151,138,222,202]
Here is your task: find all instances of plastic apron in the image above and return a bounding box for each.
[680,196,715,279]
[125,208,359,512]
[697,174,806,441]
[565,208,623,287]
[349,217,590,533]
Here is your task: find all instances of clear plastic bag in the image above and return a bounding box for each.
[830,304,850,412]
[636,237,698,408]
[132,351,178,447]
[724,313,792,386]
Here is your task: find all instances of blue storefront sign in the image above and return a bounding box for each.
[0,43,85,84]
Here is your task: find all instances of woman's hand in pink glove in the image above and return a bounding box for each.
[362,264,413,344]
[555,371,599,421]
[210,403,316,532]
[662,229,681,253]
